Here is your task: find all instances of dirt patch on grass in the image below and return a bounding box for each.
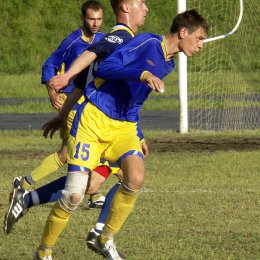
[0,150,51,160]
[147,137,260,153]
[1,138,259,159]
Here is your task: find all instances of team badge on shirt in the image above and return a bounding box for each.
[105,35,123,44]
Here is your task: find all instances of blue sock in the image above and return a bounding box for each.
[24,176,66,208]
[97,181,121,224]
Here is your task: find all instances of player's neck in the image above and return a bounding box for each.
[116,14,138,34]
[82,27,95,42]
[164,34,179,58]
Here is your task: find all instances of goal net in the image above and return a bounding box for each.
[187,0,259,131]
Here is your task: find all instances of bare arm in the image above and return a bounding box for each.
[45,81,63,109]
[141,71,165,93]
[49,51,97,91]
[59,87,83,119]
[42,87,84,138]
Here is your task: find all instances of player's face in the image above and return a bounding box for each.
[179,27,207,57]
[128,0,149,28]
[83,8,103,35]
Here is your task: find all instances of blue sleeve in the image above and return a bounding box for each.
[95,35,153,81]
[95,57,144,81]
[136,121,144,142]
[41,36,73,84]
[87,31,132,60]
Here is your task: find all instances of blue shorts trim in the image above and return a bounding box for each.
[99,158,119,168]
[117,150,144,167]
[68,164,90,172]
[70,100,88,138]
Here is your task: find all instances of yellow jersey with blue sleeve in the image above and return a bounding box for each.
[67,24,143,172]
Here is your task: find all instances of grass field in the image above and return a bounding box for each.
[0,130,259,259]
[0,71,259,114]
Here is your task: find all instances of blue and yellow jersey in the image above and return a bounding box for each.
[41,28,105,94]
[72,24,144,141]
[74,24,135,91]
[85,33,175,122]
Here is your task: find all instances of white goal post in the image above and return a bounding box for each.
[178,0,259,133]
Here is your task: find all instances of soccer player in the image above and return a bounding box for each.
[40,1,149,255]
[3,0,107,234]
[4,1,149,245]
[34,8,209,260]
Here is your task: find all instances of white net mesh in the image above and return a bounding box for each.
[187,0,259,130]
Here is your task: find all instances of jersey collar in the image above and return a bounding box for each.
[110,23,135,37]
[161,35,174,61]
[81,29,96,44]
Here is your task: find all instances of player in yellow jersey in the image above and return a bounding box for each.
[35,8,209,260]
[32,1,149,260]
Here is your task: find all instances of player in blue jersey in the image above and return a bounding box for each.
[2,1,148,260]
[34,8,209,260]
[3,0,108,234]
[4,1,149,244]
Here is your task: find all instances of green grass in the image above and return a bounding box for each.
[0,130,260,259]
[1,0,259,74]
[0,74,45,98]
[0,72,258,113]
[0,102,54,114]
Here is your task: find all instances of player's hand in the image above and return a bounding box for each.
[142,72,165,93]
[141,141,149,158]
[42,116,67,139]
[49,73,70,91]
[47,87,63,109]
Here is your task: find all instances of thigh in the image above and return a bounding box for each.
[67,135,107,172]
[86,170,106,194]
[67,103,109,171]
[103,122,143,164]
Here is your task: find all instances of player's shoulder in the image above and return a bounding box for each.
[105,24,134,43]
[128,33,162,48]
[95,31,106,39]
[136,32,162,42]
[65,28,82,40]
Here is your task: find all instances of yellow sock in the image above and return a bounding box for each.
[30,152,64,183]
[102,185,139,241]
[40,201,71,250]
[37,248,52,258]
[21,178,31,190]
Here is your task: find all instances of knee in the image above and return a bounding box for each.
[125,170,144,190]
[121,155,145,190]
[59,172,89,212]
[60,190,84,212]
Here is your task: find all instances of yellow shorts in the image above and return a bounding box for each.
[67,102,143,172]
[57,93,85,140]
[98,159,120,175]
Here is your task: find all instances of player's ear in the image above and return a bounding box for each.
[121,2,129,13]
[179,27,188,39]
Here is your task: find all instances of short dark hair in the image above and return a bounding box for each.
[170,9,209,34]
[82,0,104,17]
[110,0,125,14]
